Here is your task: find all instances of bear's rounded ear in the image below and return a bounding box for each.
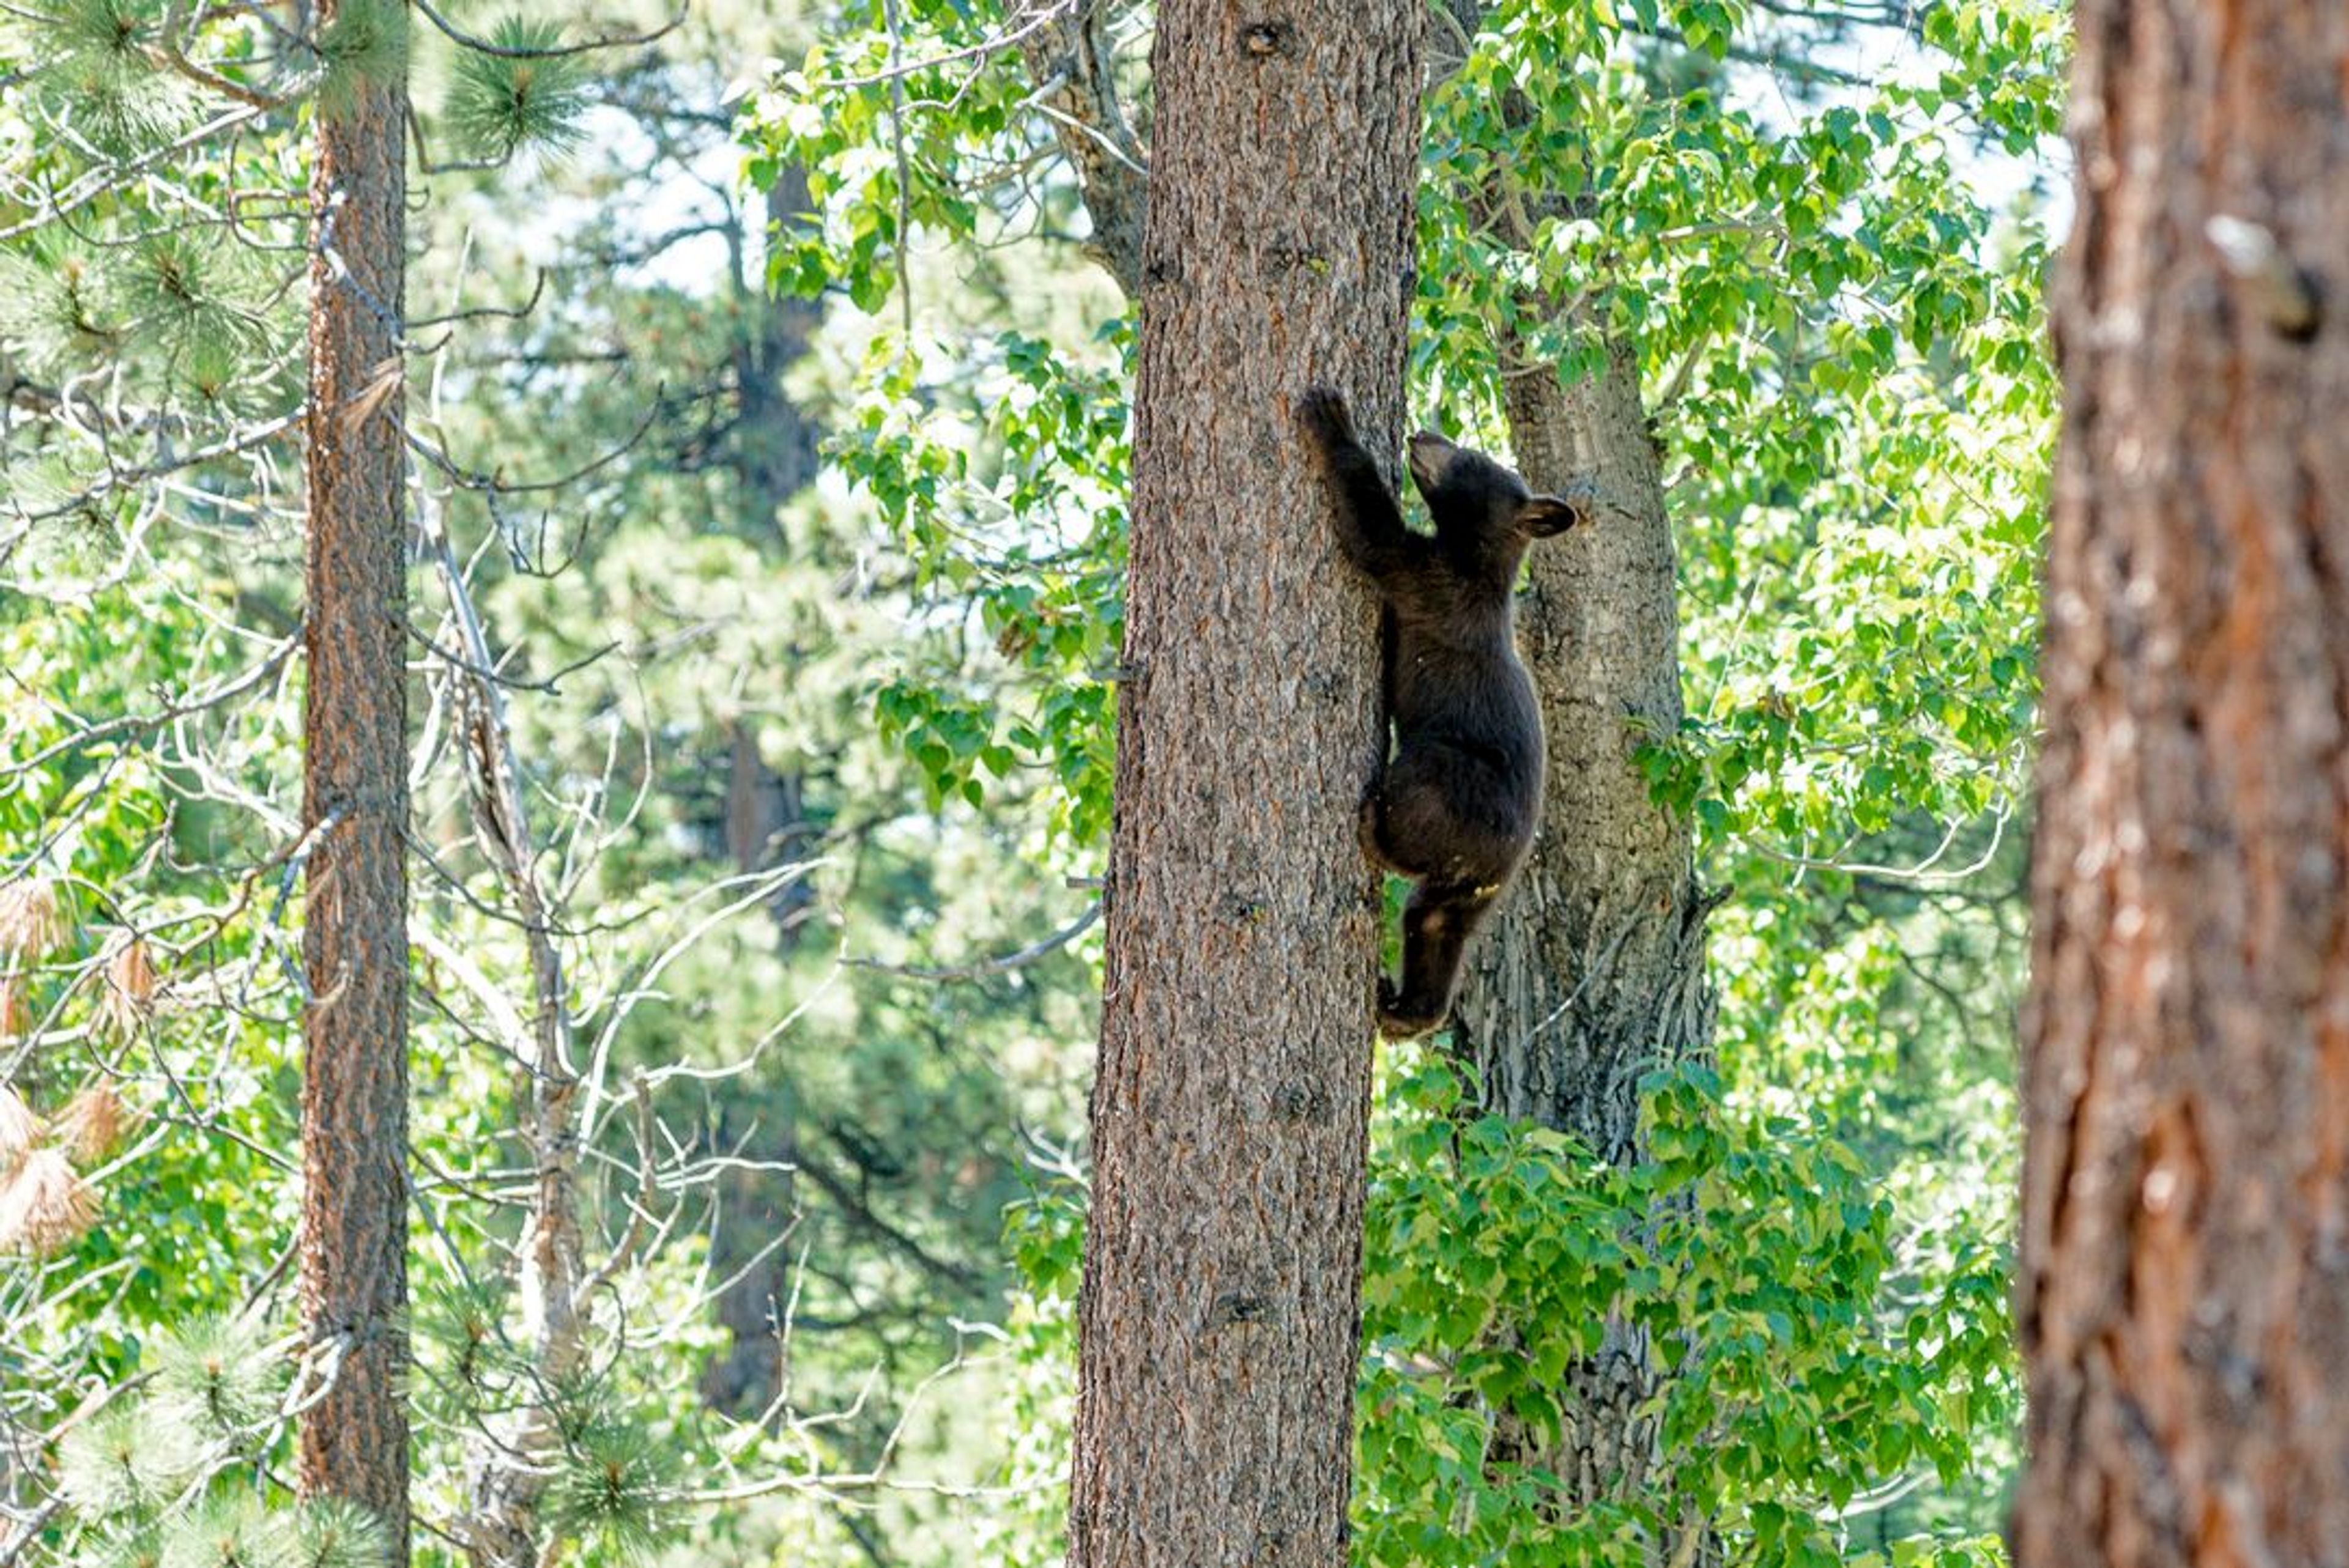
[1518,494,1584,537]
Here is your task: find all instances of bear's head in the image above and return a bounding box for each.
[1407,431,1583,546]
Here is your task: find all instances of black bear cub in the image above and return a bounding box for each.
[1297,387,1584,1038]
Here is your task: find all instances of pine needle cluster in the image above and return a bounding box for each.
[442,17,592,161]
[0,1144,97,1252]
[152,1314,283,1437]
[6,0,198,150]
[541,1420,674,1562]
[311,0,410,120]
[0,227,284,410]
[0,881,118,1257]
[51,1316,397,1568]
[0,240,122,369]
[0,875,66,960]
[157,1495,285,1568]
[56,1405,188,1515]
[288,1500,394,1568]
[412,1278,508,1405]
[0,889,150,1256]
[407,1292,675,1558]
[84,1522,166,1568]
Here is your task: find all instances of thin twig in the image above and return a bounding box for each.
[408,0,688,57]
[844,900,1100,982]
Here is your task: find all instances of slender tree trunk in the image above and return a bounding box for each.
[719,167,823,944]
[730,167,825,542]
[1063,2,1422,1563]
[2016,4,2349,1564]
[299,1,412,1548]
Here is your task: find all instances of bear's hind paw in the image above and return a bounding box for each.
[1376,980,1446,1040]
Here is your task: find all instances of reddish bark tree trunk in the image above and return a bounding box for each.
[2016,4,2349,1564]
[299,4,412,1549]
[1063,2,1422,1563]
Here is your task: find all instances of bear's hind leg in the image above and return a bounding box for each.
[1365,749,1480,883]
[1358,785,1409,875]
[1378,879,1501,1038]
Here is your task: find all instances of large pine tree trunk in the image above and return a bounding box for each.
[1062,2,1422,1563]
[2016,3,2349,1563]
[298,4,412,1550]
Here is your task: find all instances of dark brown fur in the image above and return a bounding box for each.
[1297,386,1584,1037]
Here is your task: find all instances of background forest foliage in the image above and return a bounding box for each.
[1,0,2059,1563]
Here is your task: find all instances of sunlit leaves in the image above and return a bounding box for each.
[817,327,1130,845]
[751,24,1023,318]
[1354,1059,2019,1567]
[1411,0,2065,867]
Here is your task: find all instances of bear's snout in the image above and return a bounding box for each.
[1407,431,1457,489]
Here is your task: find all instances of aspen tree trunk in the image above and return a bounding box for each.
[1457,339,1709,1160]
[299,0,412,1550]
[1063,1,1421,1561]
[1452,337,1714,1511]
[1399,0,1715,1526]
[2016,3,2349,1564]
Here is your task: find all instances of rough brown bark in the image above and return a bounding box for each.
[1062,1,1422,1562]
[2016,4,2349,1566]
[298,1,412,1549]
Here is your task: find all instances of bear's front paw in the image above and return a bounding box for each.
[1296,386,1356,451]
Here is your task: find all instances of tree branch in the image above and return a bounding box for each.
[1013,0,1148,294]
